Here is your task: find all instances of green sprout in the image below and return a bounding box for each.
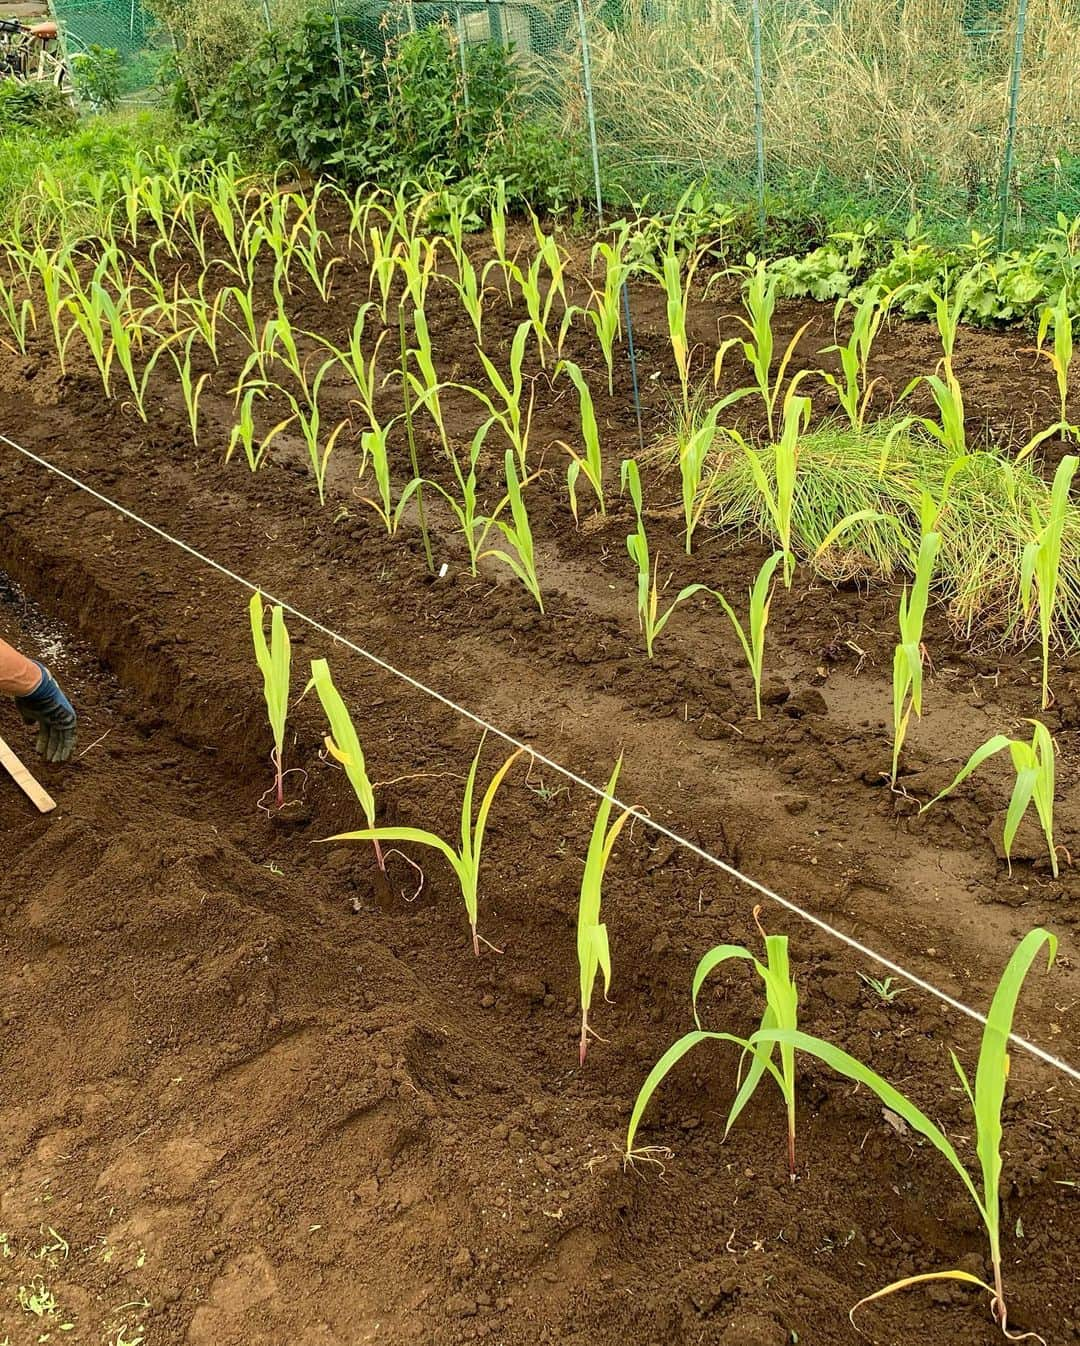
[326,737,523,956]
[626,906,799,1179]
[920,720,1060,877]
[751,928,1057,1341]
[249,591,292,812]
[577,757,633,1065]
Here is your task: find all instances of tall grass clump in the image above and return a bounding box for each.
[696,421,1080,647]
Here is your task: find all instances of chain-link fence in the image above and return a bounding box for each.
[317,0,1080,243]
[49,0,159,95]
[49,0,1080,243]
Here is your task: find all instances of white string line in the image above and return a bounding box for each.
[4,430,1079,1087]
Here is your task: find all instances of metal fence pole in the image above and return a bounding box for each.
[330,0,347,102]
[996,0,1029,249]
[573,0,644,450]
[574,0,603,218]
[455,7,470,112]
[750,0,766,241]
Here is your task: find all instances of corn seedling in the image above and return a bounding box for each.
[273,361,347,506]
[750,928,1057,1340]
[449,245,485,342]
[168,331,211,446]
[724,394,810,587]
[674,389,750,553]
[575,234,632,394]
[369,225,397,322]
[819,287,887,430]
[625,906,798,1179]
[1021,454,1077,709]
[724,261,813,438]
[459,320,534,475]
[424,418,502,571]
[555,359,605,521]
[483,180,514,304]
[327,737,524,955]
[706,552,785,719]
[921,720,1059,877]
[398,304,435,575]
[395,232,437,313]
[249,592,292,812]
[226,386,293,473]
[900,371,968,458]
[577,757,633,1065]
[307,658,383,871]
[407,308,450,456]
[0,281,35,355]
[622,458,706,656]
[481,450,544,611]
[653,241,701,416]
[1036,288,1074,434]
[890,530,941,786]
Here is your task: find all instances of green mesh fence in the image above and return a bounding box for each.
[327,0,1080,244]
[87,0,1079,243]
[50,0,160,95]
[580,0,1080,243]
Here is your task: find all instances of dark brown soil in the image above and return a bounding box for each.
[1,217,1078,1346]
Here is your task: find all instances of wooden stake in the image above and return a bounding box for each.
[0,732,56,813]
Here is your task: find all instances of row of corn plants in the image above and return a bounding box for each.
[249,593,1062,1343]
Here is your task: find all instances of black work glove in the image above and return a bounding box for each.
[14,662,77,763]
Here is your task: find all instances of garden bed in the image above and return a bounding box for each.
[1,216,1079,1345]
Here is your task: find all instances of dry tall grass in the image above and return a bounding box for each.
[579,0,1080,225]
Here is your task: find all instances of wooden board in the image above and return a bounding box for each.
[0,4,52,17]
[0,732,56,813]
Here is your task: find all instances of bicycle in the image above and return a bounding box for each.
[0,16,72,93]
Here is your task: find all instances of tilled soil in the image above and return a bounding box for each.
[0,219,1078,1345]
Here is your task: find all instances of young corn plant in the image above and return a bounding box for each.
[1020,454,1077,710]
[555,359,605,521]
[481,450,544,612]
[900,371,968,458]
[424,419,503,572]
[327,737,524,955]
[577,233,632,394]
[275,360,348,506]
[921,720,1060,877]
[306,658,383,871]
[482,180,515,305]
[227,387,293,473]
[890,530,941,787]
[724,261,812,438]
[577,757,633,1065]
[749,928,1057,1341]
[819,286,887,430]
[706,552,785,719]
[459,320,534,474]
[0,281,35,355]
[724,394,810,587]
[406,308,450,456]
[654,241,701,417]
[674,388,750,553]
[625,906,799,1180]
[622,458,704,656]
[250,591,292,812]
[1036,288,1074,435]
[167,330,211,446]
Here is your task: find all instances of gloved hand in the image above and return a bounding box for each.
[14,663,77,763]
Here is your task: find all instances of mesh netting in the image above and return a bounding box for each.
[581,0,1080,242]
[48,0,1080,242]
[49,0,159,94]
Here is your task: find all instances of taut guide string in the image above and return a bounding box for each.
[3,432,1078,1086]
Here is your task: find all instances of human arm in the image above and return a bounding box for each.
[1,638,77,762]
